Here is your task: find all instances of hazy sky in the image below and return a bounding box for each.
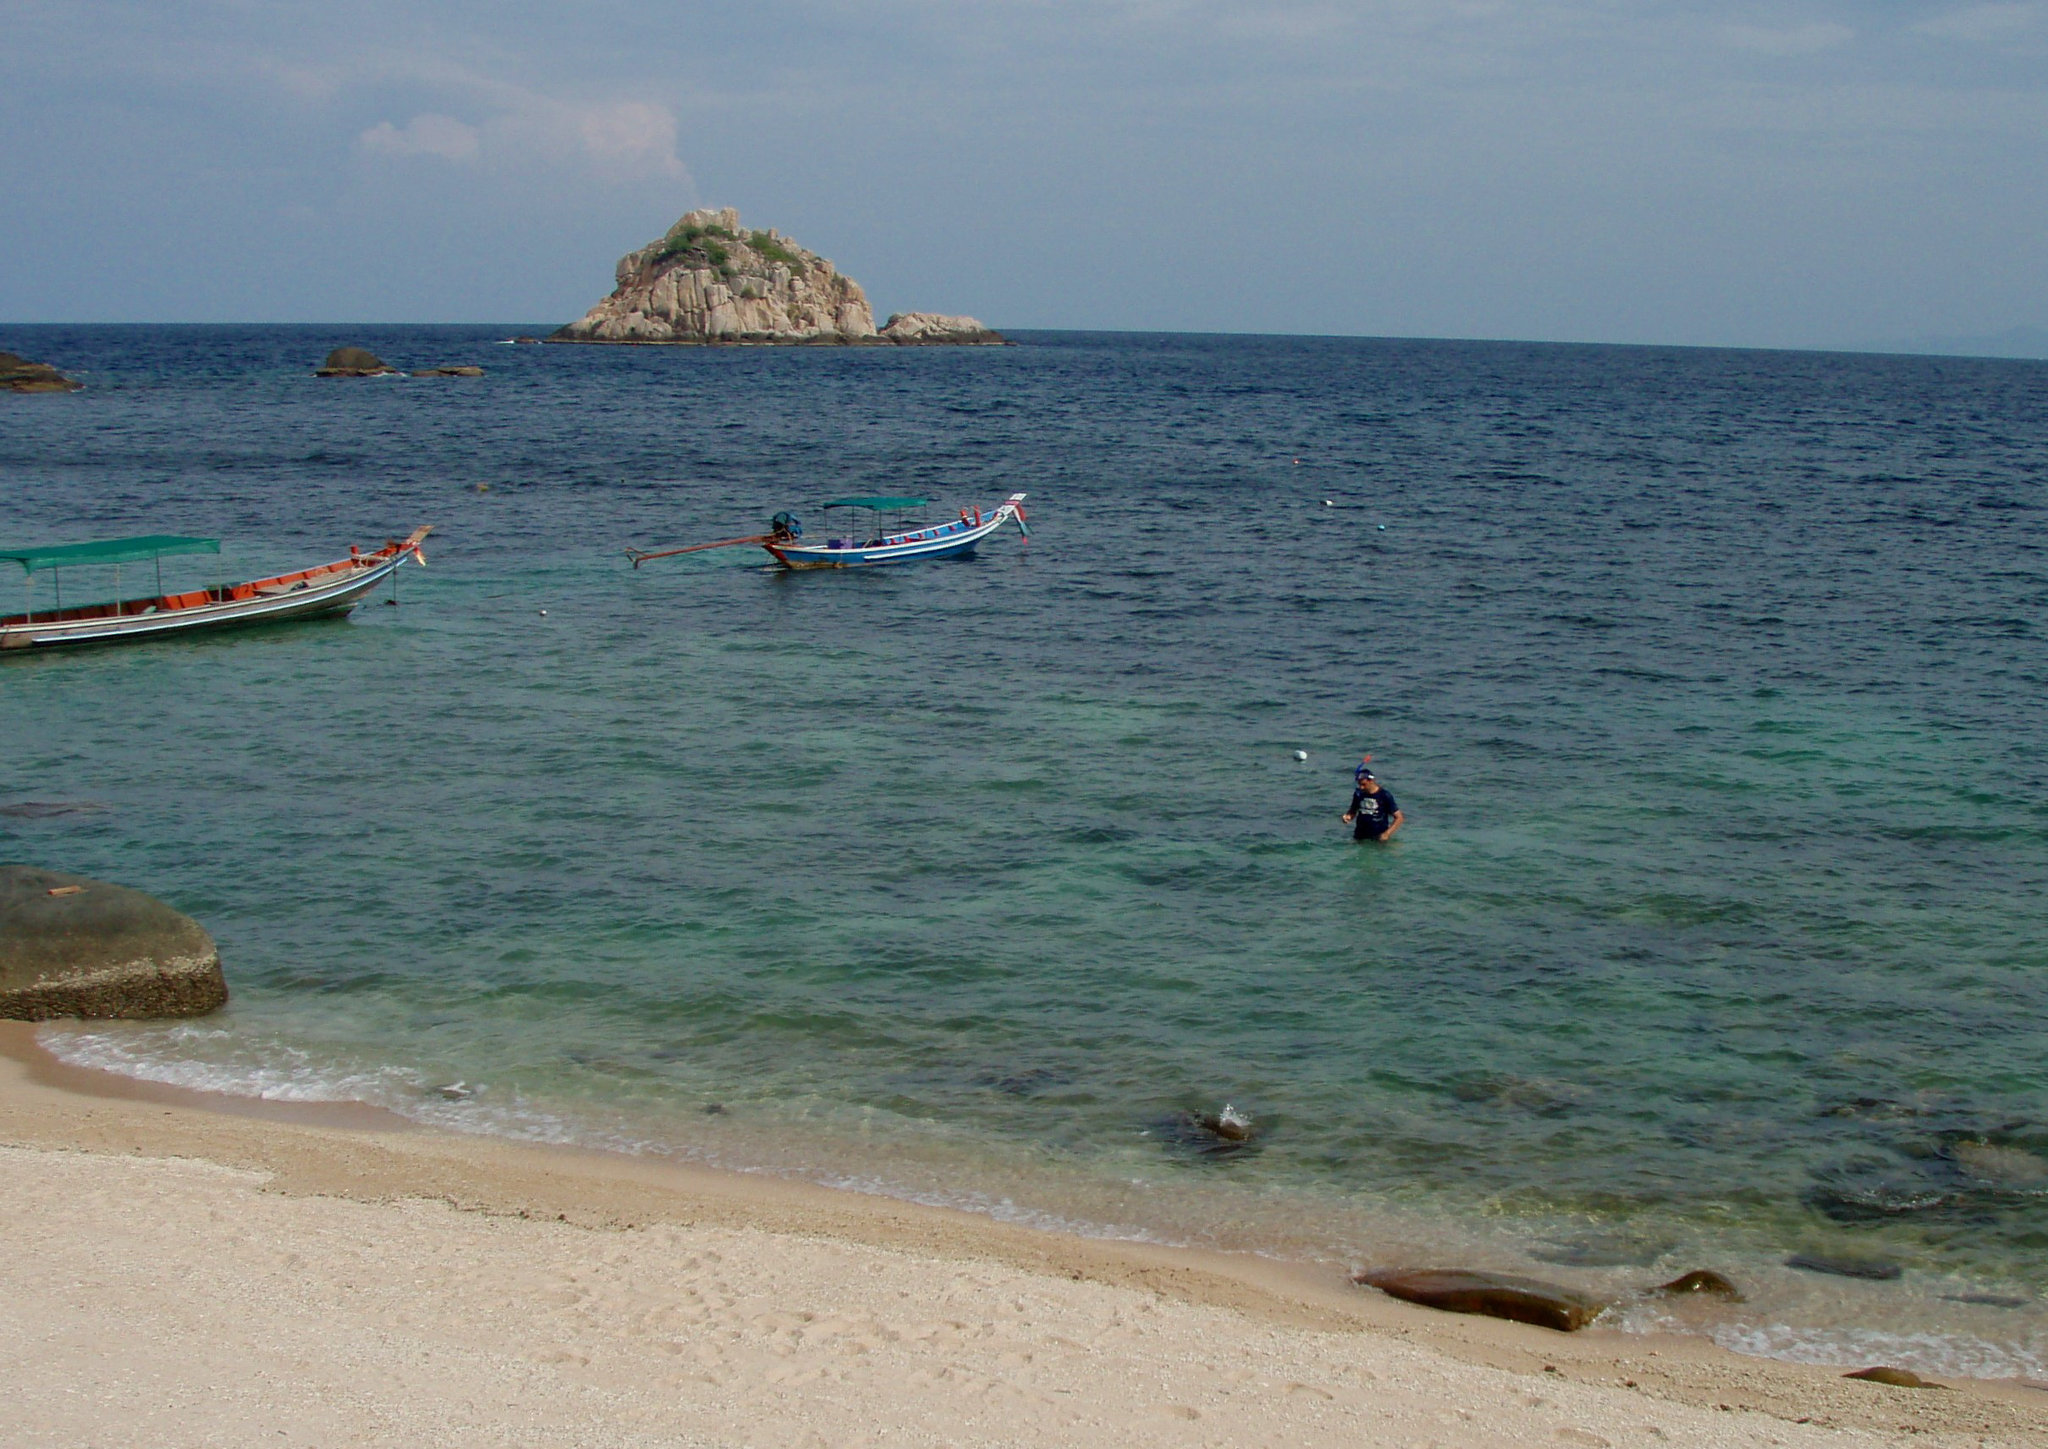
[4,1,2043,346]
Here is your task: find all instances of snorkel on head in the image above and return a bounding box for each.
[1355,754,1375,784]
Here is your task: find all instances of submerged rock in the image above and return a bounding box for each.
[1784,1252,1903,1281]
[1949,1141,2048,1187]
[315,346,397,377]
[0,350,82,393]
[1150,1108,1262,1158]
[1653,1269,1743,1300]
[409,365,485,378]
[1844,1366,1948,1389]
[1198,1103,1255,1141]
[1942,1291,2030,1308]
[0,865,227,1019]
[1353,1268,1605,1332]
[0,801,109,819]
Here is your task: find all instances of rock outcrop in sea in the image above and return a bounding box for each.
[1,351,82,393]
[316,347,397,377]
[0,865,228,1019]
[551,208,1002,346]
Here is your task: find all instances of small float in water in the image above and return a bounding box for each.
[627,493,1027,570]
[0,527,431,651]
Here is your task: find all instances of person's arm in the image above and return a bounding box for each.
[1380,808,1403,839]
[1342,787,1365,823]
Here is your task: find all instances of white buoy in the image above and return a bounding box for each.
[1323,499,1334,506]
[539,609,548,616]
[1378,524,1387,530]
[1293,750,1308,762]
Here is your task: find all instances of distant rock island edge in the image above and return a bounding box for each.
[550,208,1003,347]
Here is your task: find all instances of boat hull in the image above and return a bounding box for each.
[1,543,419,652]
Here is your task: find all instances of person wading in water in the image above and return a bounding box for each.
[1342,759,1403,843]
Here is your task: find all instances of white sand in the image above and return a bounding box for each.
[1,1028,2039,1448]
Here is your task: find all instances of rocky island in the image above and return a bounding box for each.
[550,208,1002,346]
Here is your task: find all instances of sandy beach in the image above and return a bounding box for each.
[0,1023,2039,1448]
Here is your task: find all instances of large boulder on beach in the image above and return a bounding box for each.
[315,346,396,377]
[1353,1268,1606,1332]
[0,865,228,1019]
[0,351,82,393]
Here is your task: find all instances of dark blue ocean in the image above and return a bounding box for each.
[4,324,2045,1376]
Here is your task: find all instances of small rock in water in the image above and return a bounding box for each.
[1942,1291,2030,1308]
[1151,1108,1261,1158]
[1199,1103,1255,1142]
[703,1102,726,1115]
[1785,1252,1903,1281]
[1844,1366,1948,1389]
[314,346,396,378]
[1653,1269,1743,1300]
[1354,1268,1606,1332]
[431,1081,475,1101]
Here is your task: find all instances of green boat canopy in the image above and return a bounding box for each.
[0,536,221,574]
[818,496,928,511]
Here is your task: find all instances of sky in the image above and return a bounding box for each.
[3,1,2044,349]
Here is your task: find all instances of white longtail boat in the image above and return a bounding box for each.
[0,527,431,652]
[626,494,1027,570]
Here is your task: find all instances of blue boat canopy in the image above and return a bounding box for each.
[0,536,221,574]
[818,496,928,511]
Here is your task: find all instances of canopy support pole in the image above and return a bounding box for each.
[155,554,163,600]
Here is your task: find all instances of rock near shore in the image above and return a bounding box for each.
[0,865,228,1019]
[551,208,1002,346]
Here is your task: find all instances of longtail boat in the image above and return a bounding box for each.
[627,493,1027,570]
[0,527,431,651]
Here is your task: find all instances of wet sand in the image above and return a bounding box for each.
[2,1021,2040,1448]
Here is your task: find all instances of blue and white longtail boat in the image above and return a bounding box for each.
[626,493,1028,571]
[766,493,1027,569]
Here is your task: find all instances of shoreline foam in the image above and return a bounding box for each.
[4,1021,2042,1446]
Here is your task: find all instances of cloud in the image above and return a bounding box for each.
[571,101,688,181]
[1719,22,1855,56]
[1913,4,2041,42]
[358,112,481,162]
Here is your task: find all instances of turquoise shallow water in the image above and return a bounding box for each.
[4,325,2046,1376]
